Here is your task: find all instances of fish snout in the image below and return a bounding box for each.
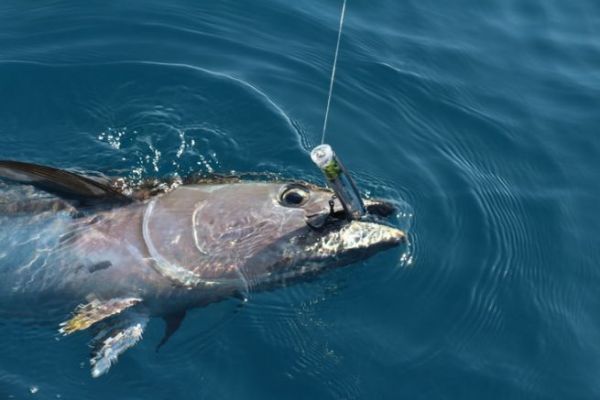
[337,220,406,252]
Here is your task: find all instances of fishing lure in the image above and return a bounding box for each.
[311,144,365,220]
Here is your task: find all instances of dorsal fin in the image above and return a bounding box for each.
[0,160,131,206]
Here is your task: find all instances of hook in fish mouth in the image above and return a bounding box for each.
[305,198,398,230]
[303,203,406,267]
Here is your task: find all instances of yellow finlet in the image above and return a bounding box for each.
[59,297,141,335]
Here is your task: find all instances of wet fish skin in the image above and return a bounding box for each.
[0,166,405,376]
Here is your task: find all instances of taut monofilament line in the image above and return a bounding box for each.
[320,0,347,145]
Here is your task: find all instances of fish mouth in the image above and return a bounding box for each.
[306,198,398,230]
[300,219,405,270]
[299,197,406,267]
[358,199,406,248]
[331,220,406,255]
[251,200,406,283]
[308,199,406,260]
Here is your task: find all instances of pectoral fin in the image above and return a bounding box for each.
[59,298,149,377]
[59,297,142,335]
[90,313,149,378]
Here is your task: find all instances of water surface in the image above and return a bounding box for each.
[0,1,599,399]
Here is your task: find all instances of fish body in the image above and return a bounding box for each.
[0,161,405,376]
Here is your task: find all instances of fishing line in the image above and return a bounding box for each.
[312,0,365,220]
[320,0,347,145]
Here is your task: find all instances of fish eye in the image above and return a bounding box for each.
[279,184,310,207]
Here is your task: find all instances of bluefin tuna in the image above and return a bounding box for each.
[0,160,405,377]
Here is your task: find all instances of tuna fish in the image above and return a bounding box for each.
[0,160,405,377]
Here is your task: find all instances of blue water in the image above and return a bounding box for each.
[1,1,599,398]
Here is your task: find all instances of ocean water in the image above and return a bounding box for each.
[0,0,599,399]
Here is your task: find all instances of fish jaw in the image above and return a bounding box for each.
[308,220,406,258]
[241,219,406,287]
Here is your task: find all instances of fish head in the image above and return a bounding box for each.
[144,181,405,288]
[197,181,405,284]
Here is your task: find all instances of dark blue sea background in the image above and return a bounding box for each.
[1,1,599,399]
